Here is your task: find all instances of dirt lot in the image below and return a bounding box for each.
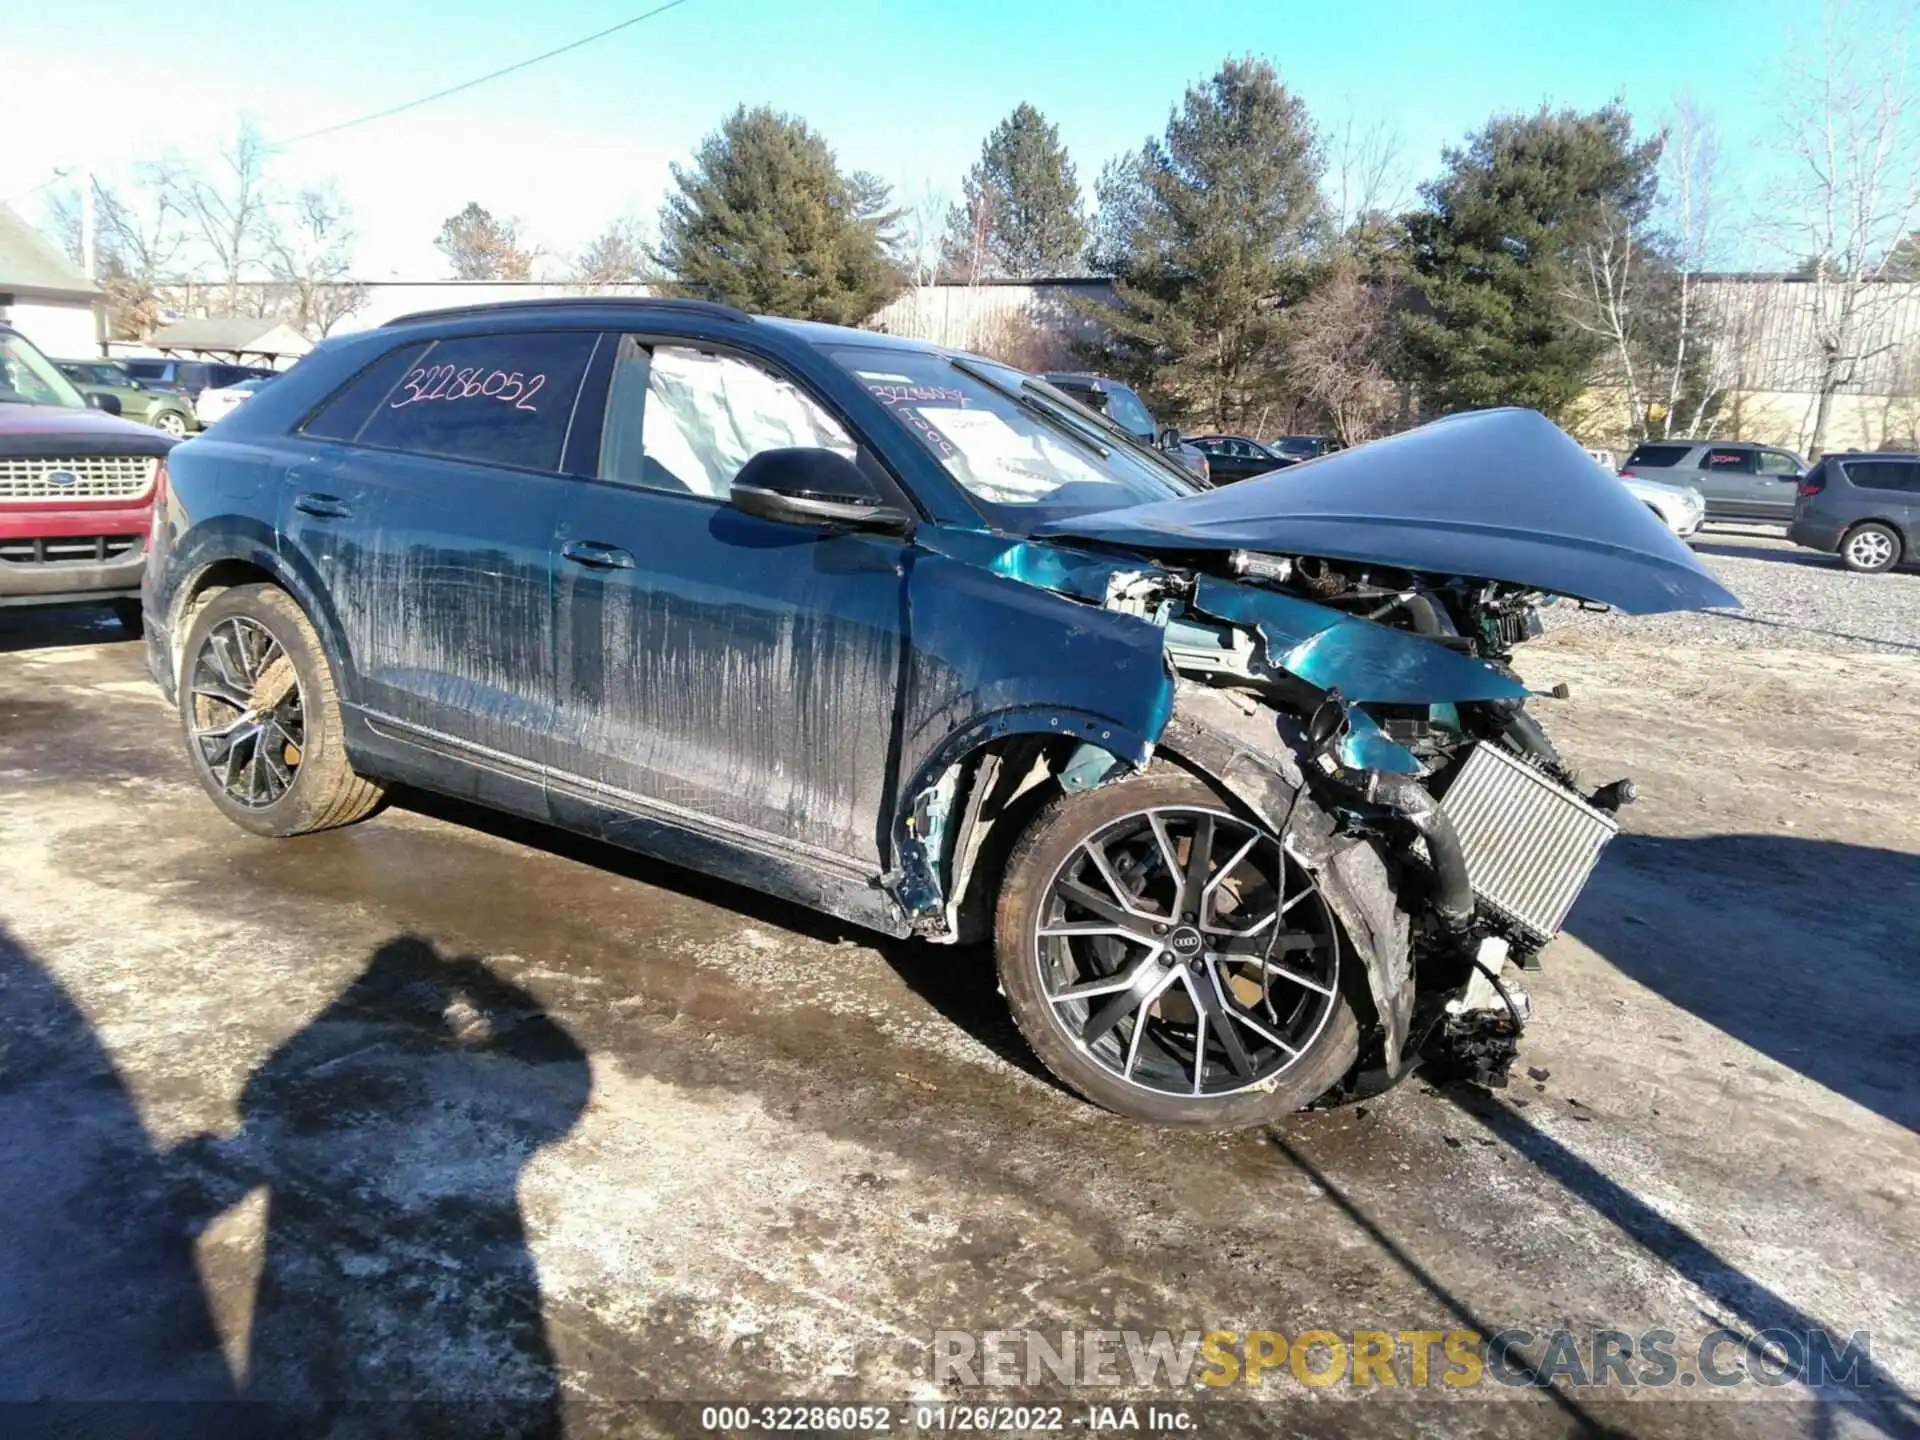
[1,561,1916,1437]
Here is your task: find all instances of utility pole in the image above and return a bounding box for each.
[80,169,96,282]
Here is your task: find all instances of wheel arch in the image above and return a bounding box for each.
[162,530,352,705]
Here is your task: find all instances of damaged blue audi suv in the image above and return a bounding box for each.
[144,298,1736,1128]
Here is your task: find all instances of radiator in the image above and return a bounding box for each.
[1438,742,1619,943]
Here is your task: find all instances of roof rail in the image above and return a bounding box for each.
[382,296,754,328]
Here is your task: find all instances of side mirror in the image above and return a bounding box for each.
[729,448,912,535]
[1156,424,1182,450]
[86,392,123,416]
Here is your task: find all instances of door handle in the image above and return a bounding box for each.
[561,540,635,570]
[293,492,353,519]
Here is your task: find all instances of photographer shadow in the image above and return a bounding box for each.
[178,935,592,1436]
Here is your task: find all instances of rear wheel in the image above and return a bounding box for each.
[153,409,189,439]
[178,583,384,837]
[995,769,1360,1128]
[1841,522,1901,574]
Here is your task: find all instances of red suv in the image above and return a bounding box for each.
[1,324,175,627]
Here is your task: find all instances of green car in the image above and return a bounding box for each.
[54,358,195,439]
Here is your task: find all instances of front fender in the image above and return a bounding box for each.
[888,545,1176,922]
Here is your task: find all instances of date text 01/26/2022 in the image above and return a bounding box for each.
[697,1403,1196,1432]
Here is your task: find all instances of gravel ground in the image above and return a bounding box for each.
[1547,525,1920,656]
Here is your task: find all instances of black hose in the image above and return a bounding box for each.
[1469,952,1526,1034]
[1367,772,1474,932]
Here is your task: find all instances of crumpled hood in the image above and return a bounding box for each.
[1037,408,1739,614]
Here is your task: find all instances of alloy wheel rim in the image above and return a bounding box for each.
[159,413,187,437]
[187,616,305,808]
[1031,805,1340,1099]
[1849,531,1893,568]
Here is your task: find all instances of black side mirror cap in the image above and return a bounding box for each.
[86,392,123,416]
[728,447,912,535]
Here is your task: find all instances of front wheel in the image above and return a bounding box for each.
[994,769,1360,1128]
[153,410,189,439]
[178,583,385,837]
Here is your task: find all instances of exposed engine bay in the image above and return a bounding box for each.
[889,409,1738,1100]
[899,529,1647,1092]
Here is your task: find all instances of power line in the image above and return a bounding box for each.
[269,0,695,150]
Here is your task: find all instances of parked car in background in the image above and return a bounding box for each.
[1619,439,1805,522]
[1274,435,1339,461]
[1,324,174,627]
[1787,452,1919,573]
[1619,474,1705,540]
[1039,371,1211,482]
[194,374,275,428]
[1583,446,1617,470]
[1188,434,1294,485]
[56,358,196,438]
[120,359,277,420]
[144,298,1735,1129]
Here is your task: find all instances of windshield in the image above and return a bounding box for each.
[829,346,1195,528]
[0,332,87,408]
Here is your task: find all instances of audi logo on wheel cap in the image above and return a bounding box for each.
[1169,926,1203,956]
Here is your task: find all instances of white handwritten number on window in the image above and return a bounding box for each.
[390,364,547,412]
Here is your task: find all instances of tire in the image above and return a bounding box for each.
[994,768,1363,1129]
[178,583,384,837]
[1840,522,1902,574]
[153,410,189,439]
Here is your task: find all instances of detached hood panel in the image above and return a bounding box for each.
[1037,408,1739,615]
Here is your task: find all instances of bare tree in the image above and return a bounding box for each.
[896,179,951,291]
[186,122,276,314]
[47,160,195,338]
[1558,210,1651,440]
[1283,259,1400,445]
[434,202,534,281]
[570,214,654,285]
[1770,0,1920,455]
[1655,91,1726,436]
[264,185,364,337]
[1325,107,1411,239]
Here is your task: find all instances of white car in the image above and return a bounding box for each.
[194,375,273,428]
[1621,473,1706,539]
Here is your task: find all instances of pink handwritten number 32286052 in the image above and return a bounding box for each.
[389,363,548,412]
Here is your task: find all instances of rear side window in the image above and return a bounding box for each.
[1843,459,1920,493]
[1625,443,1692,468]
[301,343,431,441]
[353,332,600,473]
[1703,448,1756,472]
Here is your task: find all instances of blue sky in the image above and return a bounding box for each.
[5,0,1817,276]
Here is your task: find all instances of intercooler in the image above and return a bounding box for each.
[1437,742,1619,944]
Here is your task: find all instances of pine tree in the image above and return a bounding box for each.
[656,106,901,324]
[1400,104,1663,420]
[1083,57,1325,430]
[940,104,1088,281]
